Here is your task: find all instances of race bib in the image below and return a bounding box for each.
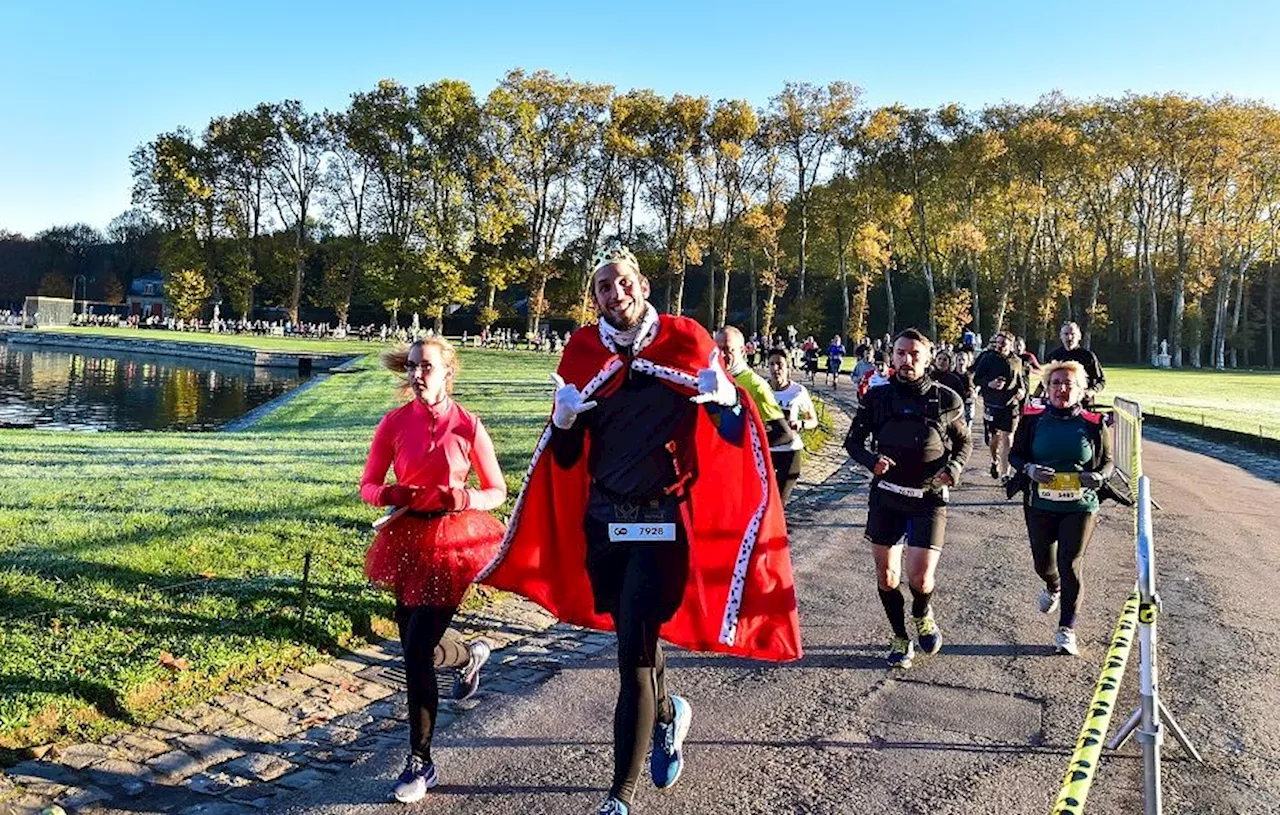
[1037,472,1084,502]
[877,480,926,499]
[608,523,677,542]
[602,497,680,543]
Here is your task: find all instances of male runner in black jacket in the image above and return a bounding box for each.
[844,329,972,669]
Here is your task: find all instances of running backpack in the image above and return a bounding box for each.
[868,385,951,457]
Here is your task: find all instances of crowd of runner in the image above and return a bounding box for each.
[355,241,1116,813]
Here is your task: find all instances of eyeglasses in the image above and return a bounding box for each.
[403,362,430,373]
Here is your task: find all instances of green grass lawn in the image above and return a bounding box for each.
[1102,365,1280,439]
[5,326,387,355]
[0,342,833,760]
[0,348,560,759]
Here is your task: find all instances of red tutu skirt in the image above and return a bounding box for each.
[364,510,505,607]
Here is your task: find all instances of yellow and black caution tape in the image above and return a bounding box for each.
[1051,592,1139,815]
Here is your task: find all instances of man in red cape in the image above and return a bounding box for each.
[479,243,800,815]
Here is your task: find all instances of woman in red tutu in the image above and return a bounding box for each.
[359,336,507,803]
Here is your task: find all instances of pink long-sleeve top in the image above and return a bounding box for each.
[360,397,507,512]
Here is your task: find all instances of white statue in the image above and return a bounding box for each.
[1160,339,1168,356]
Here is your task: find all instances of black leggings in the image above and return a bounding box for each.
[771,449,803,504]
[1024,507,1098,629]
[585,518,685,805]
[395,604,472,761]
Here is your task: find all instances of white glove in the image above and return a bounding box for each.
[1079,471,1106,489]
[690,348,737,407]
[550,373,597,429]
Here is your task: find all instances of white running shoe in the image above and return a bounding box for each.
[1055,627,1079,656]
[1039,588,1061,615]
[452,639,491,701]
[392,754,438,803]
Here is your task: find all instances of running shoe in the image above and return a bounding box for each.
[392,754,438,803]
[595,797,629,815]
[1055,627,1080,656]
[452,639,491,701]
[1039,588,1061,615]
[649,695,692,789]
[913,610,942,655]
[887,636,915,669]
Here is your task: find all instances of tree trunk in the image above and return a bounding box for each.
[339,255,358,328]
[1229,263,1246,368]
[1144,240,1160,366]
[1017,259,1029,340]
[917,204,937,339]
[706,254,716,330]
[526,269,547,335]
[1082,234,1105,349]
[1132,240,1144,364]
[719,257,732,334]
[836,215,848,337]
[851,269,869,341]
[1242,275,1253,367]
[1170,262,1186,368]
[762,275,778,341]
[671,266,686,317]
[1212,265,1231,370]
[289,224,305,326]
[749,252,758,336]
[969,253,981,338]
[798,194,808,300]
[1189,297,1202,368]
[1267,261,1275,369]
[993,233,1016,336]
[883,263,896,334]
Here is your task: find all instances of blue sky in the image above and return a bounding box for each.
[2,0,1278,237]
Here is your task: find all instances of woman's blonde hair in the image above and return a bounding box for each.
[381,336,460,396]
[1040,360,1087,393]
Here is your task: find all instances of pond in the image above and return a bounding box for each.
[0,342,309,431]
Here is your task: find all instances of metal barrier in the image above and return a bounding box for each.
[1106,476,1202,814]
[1051,397,1201,815]
[1111,396,1143,485]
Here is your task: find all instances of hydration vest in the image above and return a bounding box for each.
[869,384,951,476]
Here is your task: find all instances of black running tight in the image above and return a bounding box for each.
[1023,507,1098,629]
[395,604,470,762]
[607,564,676,805]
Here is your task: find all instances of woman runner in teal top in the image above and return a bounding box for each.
[1008,360,1113,656]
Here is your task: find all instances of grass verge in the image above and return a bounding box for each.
[0,348,559,760]
[1102,365,1280,441]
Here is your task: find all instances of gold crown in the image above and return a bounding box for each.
[592,241,639,274]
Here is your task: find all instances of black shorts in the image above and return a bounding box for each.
[864,488,947,550]
[984,404,1018,435]
[770,448,803,504]
[583,515,689,621]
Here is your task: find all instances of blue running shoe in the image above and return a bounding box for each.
[887,636,915,669]
[595,797,629,814]
[392,754,437,803]
[913,609,942,655]
[649,694,691,789]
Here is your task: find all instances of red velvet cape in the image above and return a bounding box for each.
[480,315,802,661]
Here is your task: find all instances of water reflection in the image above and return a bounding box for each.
[0,343,307,431]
